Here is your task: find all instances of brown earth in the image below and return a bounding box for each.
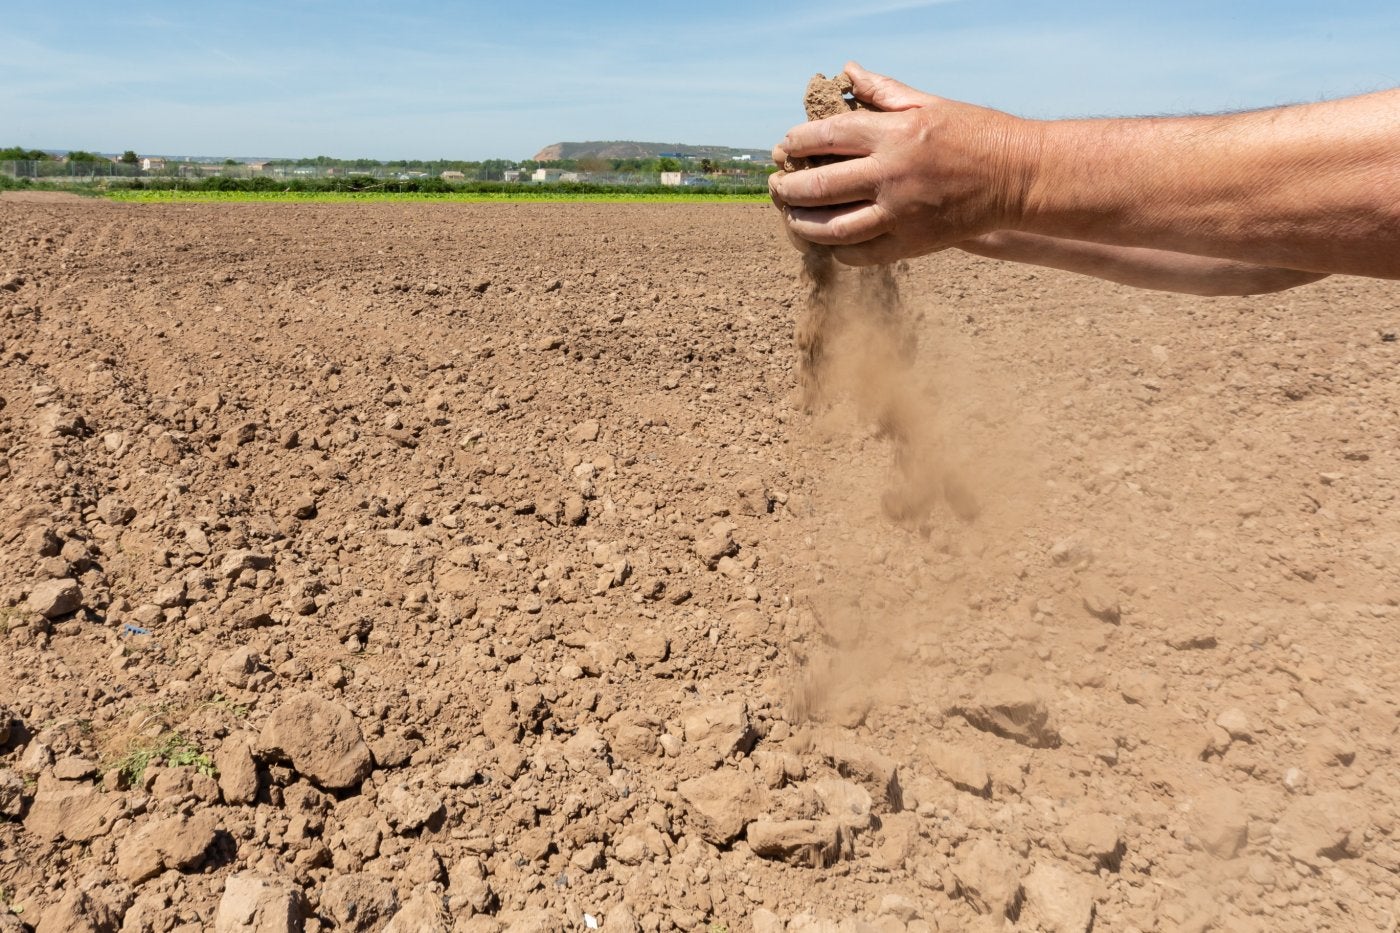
[0,197,1398,933]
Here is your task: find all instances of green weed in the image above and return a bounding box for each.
[107,732,216,785]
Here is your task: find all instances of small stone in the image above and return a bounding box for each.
[1020,861,1096,932]
[214,874,308,933]
[437,756,480,788]
[563,495,588,526]
[24,774,118,842]
[681,700,756,758]
[379,782,446,832]
[52,756,98,781]
[259,693,372,790]
[117,811,220,883]
[95,496,136,526]
[1079,579,1121,624]
[747,819,846,867]
[1214,707,1252,741]
[952,674,1060,748]
[319,874,398,933]
[677,770,768,844]
[1061,813,1123,868]
[569,420,601,443]
[25,578,83,618]
[929,743,990,796]
[34,888,120,933]
[216,734,259,805]
[1191,788,1249,859]
[1274,791,1368,866]
[0,769,25,819]
[951,837,1023,916]
[384,884,449,933]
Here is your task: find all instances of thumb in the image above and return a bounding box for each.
[844,61,933,111]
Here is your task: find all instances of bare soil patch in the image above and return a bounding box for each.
[1,198,1398,932]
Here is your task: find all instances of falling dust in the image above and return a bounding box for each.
[780,73,1034,730]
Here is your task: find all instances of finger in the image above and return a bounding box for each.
[771,144,787,168]
[844,61,934,111]
[785,201,895,246]
[771,157,879,208]
[767,171,786,207]
[830,235,908,267]
[780,110,888,160]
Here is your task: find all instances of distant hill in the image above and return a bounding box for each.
[532,141,770,162]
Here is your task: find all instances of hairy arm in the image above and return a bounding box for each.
[1021,93,1400,278]
[771,63,1400,279]
[958,231,1329,296]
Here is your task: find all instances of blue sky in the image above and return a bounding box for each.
[2,0,1396,160]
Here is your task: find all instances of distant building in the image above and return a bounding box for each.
[141,157,166,172]
[247,161,272,173]
[659,172,682,187]
[440,170,466,181]
[503,170,523,182]
[532,168,566,183]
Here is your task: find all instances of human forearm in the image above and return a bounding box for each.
[772,66,1400,279]
[959,231,1328,296]
[1016,92,1400,278]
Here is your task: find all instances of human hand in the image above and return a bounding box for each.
[769,62,1038,265]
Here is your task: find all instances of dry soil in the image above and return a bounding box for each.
[1,196,1398,933]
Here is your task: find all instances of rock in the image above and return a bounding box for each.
[34,888,120,933]
[569,420,601,443]
[0,769,24,818]
[319,873,398,932]
[380,781,446,832]
[116,811,220,883]
[1020,861,1096,933]
[0,709,14,748]
[692,521,736,568]
[216,734,260,805]
[929,743,991,796]
[1079,578,1121,623]
[1274,791,1368,866]
[1190,787,1249,859]
[259,693,372,790]
[447,856,494,915]
[747,819,847,867]
[369,730,416,769]
[437,755,480,788]
[951,838,1023,917]
[563,494,588,526]
[1117,670,1166,706]
[681,700,756,758]
[219,646,263,688]
[815,737,903,811]
[24,774,118,842]
[220,550,274,579]
[1214,707,1253,741]
[952,673,1060,748]
[812,778,873,831]
[383,883,449,933]
[750,910,785,933]
[215,874,308,933]
[52,756,97,781]
[1164,626,1217,650]
[733,476,771,516]
[95,496,136,526]
[676,769,768,844]
[25,578,82,618]
[1061,812,1123,868]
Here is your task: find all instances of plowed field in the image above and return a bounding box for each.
[1,194,1397,933]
